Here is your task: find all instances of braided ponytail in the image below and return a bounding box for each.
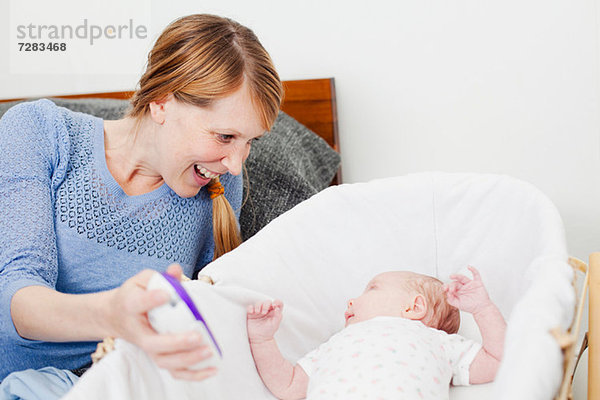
[206,178,242,260]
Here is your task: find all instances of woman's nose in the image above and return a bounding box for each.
[348,299,354,307]
[222,145,249,176]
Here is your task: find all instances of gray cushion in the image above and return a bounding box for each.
[0,98,130,121]
[0,98,341,240]
[241,112,340,239]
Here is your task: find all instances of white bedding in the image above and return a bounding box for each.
[63,172,574,400]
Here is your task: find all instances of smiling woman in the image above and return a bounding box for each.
[0,13,282,397]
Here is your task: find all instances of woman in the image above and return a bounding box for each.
[0,13,283,389]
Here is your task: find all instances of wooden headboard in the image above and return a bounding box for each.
[0,78,342,184]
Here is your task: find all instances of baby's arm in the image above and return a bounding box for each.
[445,266,507,384]
[247,300,308,400]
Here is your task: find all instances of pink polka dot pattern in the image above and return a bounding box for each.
[296,316,481,399]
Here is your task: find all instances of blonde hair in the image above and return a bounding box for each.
[403,273,460,334]
[128,14,283,260]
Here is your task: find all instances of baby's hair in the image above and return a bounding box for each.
[402,273,460,334]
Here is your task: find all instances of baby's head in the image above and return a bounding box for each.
[345,271,460,334]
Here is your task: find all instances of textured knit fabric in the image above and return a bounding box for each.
[297,317,481,400]
[0,99,242,380]
[240,112,340,239]
[0,99,342,242]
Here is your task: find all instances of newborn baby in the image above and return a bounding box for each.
[246,267,505,400]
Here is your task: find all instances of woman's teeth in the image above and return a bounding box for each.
[194,165,219,179]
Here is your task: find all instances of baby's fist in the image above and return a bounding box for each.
[246,300,284,344]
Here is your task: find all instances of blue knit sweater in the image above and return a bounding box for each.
[0,99,243,380]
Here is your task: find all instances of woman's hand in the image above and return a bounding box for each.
[246,299,284,344]
[105,264,217,381]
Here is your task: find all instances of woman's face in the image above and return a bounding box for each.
[152,84,265,198]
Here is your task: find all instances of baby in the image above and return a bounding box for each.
[246,267,506,400]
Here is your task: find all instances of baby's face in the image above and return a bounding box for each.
[344,271,417,327]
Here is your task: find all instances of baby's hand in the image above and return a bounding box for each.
[246,300,284,344]
[444,266,492,315]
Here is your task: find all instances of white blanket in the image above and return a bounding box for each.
[63,172,575,400]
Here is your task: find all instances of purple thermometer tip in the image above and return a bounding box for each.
[160,272,222,357]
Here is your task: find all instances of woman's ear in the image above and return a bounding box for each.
[404,294,428,320]
[148,93,173,125]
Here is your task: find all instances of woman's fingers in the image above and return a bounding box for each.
[126,267,181,314]
[166,264,184,281]
[129,269,159,288]
[118,269,170,314]
[123,288,169,316]
[141,331,205,355]
[153,344,214,371]
[170,367,218,381]
[106,271,168,339]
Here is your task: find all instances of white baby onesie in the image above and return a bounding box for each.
[297,316,481,400]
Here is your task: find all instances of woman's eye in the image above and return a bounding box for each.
[248,137,260,146]
[216,134,234,143]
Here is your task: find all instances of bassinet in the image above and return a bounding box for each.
[63,172,576,400]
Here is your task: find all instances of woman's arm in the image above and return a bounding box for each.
[0,103,215,380]
[11,265,217,381]
[11,286,115,342]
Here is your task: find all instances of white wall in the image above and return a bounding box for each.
[1,1,598,260]
[1,1,598,395]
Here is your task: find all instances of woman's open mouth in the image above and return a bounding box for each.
[194,164,219,179]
